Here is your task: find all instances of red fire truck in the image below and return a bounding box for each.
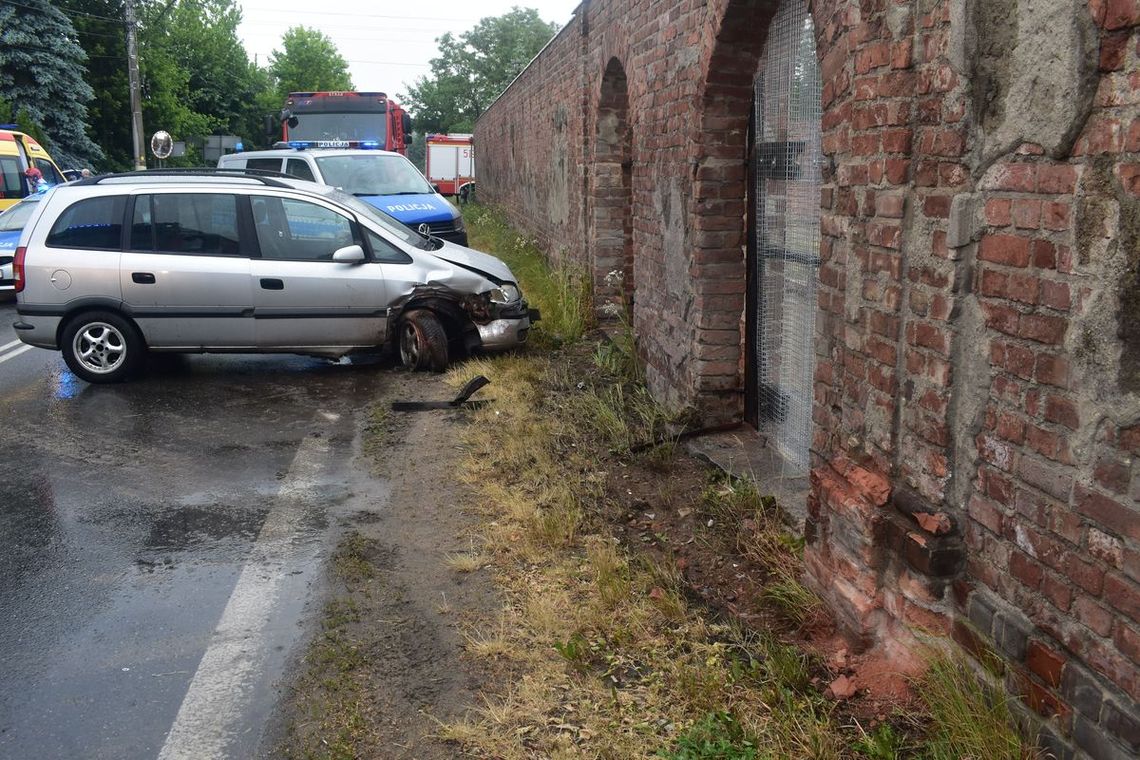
[278,92,412,155]
[425,133,475,200]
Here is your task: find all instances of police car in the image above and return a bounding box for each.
[0,193,43,293]
[218,142,467,245]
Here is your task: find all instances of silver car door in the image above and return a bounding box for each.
[120,192,254,348]
[247,194,386,348]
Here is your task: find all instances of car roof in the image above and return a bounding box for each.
[222,148,403,159]
[52,170,342,201]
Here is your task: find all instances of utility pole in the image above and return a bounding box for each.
[125,0,146,170]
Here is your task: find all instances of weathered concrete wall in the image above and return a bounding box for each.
[476,1,1140,756]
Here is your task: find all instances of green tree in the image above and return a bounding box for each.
[401,7,558,133]
[268,26,353,99]
[58,0,130,170]
[0,96,46,145]
[137,0,276,164]
[0,0,104,168]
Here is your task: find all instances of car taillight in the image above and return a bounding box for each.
[13,246,26,293]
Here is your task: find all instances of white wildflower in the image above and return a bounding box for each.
[601,302,623,318]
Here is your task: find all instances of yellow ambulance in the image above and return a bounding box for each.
[0,129,66,211]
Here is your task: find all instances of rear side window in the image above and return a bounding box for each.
[285,159,315,181]
[46,196,125,250]
[246,158,282,173]
[0,156,22,199]
[130,194,240,255]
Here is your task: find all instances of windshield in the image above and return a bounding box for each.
[315,154,434,196]
[288,113,387,144]
[326,188,434,250]
[0,196,40,231]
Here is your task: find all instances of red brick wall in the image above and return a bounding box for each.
[476,1,1140,755]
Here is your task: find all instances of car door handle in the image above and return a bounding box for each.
[260,278,284,290]
[132,272,156,284]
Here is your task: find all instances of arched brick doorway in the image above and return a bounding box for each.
[746,0,822,474]
[593,57,633,310]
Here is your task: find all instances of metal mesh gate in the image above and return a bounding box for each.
[752,0,822,474]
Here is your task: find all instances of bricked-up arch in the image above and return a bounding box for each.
[686,0,780,409]
[593,57,633,310]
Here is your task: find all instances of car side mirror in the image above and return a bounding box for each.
[332,244,366,263]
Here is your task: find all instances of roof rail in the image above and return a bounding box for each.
[78,168,294,188]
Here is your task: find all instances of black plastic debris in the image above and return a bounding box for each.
[391,374,492,411]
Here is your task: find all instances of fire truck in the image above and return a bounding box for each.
[278,92,412,155]
[425,133,475,200]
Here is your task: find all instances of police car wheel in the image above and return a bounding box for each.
[399,310,448,372]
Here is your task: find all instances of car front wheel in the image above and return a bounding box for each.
[398,309,449,372]
[61,311,145,383]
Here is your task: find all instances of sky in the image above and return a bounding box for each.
[235,1,582,101]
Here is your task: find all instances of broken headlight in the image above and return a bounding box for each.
[488,284,521,304]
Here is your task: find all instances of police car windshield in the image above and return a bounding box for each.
[0,195,40,231]
[328,188,434,250]
[315,154,433,197]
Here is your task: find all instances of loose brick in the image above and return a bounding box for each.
[979,234,1031,267]
[1104,573,1140,625]
[1073,595,1113,637]
[1075,484,1140,542]
[1010,550,1044,589]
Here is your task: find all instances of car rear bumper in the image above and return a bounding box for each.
[11,314,60,348]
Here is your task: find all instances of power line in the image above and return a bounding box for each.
[236,5,479,22]
[0,0,124,24]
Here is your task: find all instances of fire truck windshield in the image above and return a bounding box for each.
[288,113,388,144]
[314,154,434,197]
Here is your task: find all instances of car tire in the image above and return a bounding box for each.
[61,311,145,383]
[398,310,448,372]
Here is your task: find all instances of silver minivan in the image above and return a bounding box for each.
[11,171,535,383]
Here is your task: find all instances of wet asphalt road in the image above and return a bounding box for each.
[0,299,390,759]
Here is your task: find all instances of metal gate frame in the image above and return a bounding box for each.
[746,0,822,475]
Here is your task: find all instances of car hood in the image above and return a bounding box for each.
[357,193,456,224]
[425,240,515,284]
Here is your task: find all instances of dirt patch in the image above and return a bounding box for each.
[271,369,499,759]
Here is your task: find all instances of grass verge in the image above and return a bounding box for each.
[281,533,383,760]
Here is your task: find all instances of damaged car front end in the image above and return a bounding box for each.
[338,191,540,371]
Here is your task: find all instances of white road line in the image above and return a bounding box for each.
[0,344,33,364]
[157,433,330,760]
[0,339,22,353]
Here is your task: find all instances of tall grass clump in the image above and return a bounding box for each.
[918,650,1034,760]
[463,203,592,347]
